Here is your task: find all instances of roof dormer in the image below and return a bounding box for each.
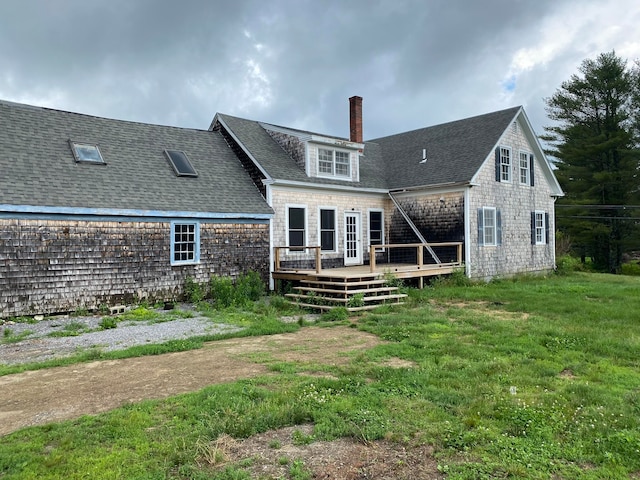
[262,123,363,183]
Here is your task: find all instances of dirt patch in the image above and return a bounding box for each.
[202,424,443,479]
[0,326,381,436]
[559,368,576,379]
[432,300,530,321]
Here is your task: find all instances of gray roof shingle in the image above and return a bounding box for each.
[218,107,522,191]
[0,101,272,217]
[218,114,389,189]
[372,106,521,189]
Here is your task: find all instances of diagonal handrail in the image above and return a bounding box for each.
[388,192,441,264]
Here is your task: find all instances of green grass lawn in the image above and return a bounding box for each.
[1,272,639,479]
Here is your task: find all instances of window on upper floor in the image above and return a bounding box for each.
[171,221,200,265]
[519,151,535,187]
[532,211,549,245]
[478,207,502,246]
[288,206,306,250]
[318,148,350,178]
[495,146,512,183]
[319,208,336,251]
[70,141,105,164]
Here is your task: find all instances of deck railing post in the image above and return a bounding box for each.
[274,247,281,272]
[457,243,462,265]
[315,247,321,273]
[370,245,377,273]
[417,245,424,267]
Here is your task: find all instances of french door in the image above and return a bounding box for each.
[344,212,362,265]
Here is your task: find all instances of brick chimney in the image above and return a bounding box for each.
[349,96,363,143]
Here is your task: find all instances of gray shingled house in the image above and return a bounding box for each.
[211,97,563,296]
[1,96,563,316]
[0,100,272,318]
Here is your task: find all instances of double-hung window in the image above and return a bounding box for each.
[532,211,549,245]
[495,146,511,183]
[288,206,306,250]
[478,207,501,246]
[319,208,336,251]
[317,148,350,178]
[171,221,200,265]
[519,151,535,186]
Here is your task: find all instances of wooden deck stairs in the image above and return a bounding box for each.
[285,272,407,312]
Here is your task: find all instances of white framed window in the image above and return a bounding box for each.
[368,209,384,247]
[478,207,501,246]
[519,151,533,186]
[287,205,306,250]
[171,221,200,265]
[499,147,511,183]
[317,148,350,178]
[319,207,336,252]
[532,211,549,245]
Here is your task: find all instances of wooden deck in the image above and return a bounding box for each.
[272,262,460,283]
[273,242,463,288]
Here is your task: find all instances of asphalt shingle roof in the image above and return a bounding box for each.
[0,101,272,216]
[218,114,389,189]
[372,106,521,189]
[218,107,522,191]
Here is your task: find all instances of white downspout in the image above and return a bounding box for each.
[464,187,471,278]
[267,184,275,291]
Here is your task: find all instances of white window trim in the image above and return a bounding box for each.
[316,147,351,180]
[534,210,546,245]
[519,150,531,186]
[285,204,307,251]
[318,206,338,253]
[482,207,497,246]
[367,208,385,252]
[170,221,200,266]
[499,146,512,183]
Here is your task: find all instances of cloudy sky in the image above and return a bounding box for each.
[1,0,638,140]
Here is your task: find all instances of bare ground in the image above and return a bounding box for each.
[0,325,443,478]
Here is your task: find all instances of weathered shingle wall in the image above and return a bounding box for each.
[0,219,269,317]
[469,119,556,279]
[389,191,465,264]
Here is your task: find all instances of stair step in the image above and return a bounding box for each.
[293,286,399,295]
[300,278,389,287]
[285,293,407,304]
[291,302,405,312]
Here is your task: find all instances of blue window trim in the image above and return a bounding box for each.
[170,221,201,266]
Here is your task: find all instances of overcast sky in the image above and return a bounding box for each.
[1,0,638,141]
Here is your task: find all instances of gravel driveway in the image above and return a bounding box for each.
[0,313,242,366]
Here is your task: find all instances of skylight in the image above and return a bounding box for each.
[165,150,198,177]
[70,141,105,164]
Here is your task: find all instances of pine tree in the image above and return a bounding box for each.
[544,51,640,272]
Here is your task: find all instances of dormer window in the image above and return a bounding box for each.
[318,148,350,178]
[70,141,105,164]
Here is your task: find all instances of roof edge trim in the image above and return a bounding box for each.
[265,179,388,194]
[214,114,273,182]
[0,204,273,220]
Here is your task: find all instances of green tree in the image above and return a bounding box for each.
[544,51,640,272]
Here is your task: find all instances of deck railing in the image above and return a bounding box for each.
[369,242,463,272]
[274,242,463,274]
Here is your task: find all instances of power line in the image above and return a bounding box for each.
[557,215,640,220]
[556,204,640,209]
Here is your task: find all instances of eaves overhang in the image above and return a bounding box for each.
[0,204,273,221]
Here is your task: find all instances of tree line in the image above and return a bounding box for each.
[543,51,640,273]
